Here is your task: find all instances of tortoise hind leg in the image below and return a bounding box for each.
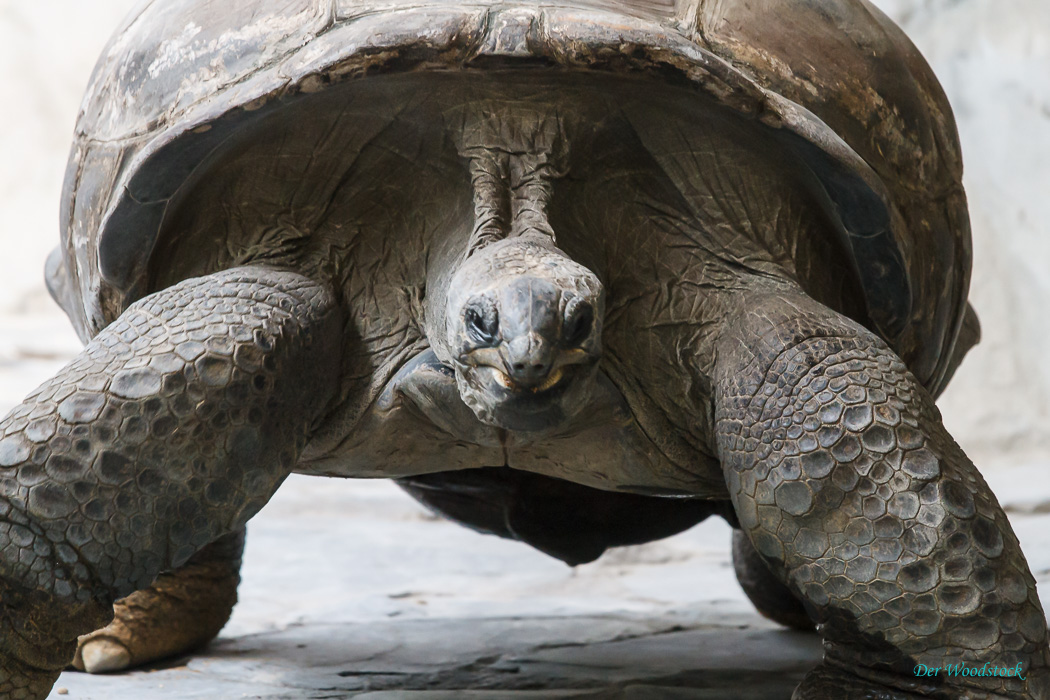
[72,529,244,673]
[731,528,814,631]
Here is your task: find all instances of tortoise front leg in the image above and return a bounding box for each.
[714,284,1050,699]
[0,266,341,699]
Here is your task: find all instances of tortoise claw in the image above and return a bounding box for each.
[75,638,131,674]
[71,530,244,674]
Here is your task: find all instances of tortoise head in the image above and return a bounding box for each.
[445,237,604,432]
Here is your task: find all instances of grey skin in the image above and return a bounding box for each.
[446,236,604,432]
[1,1,1048,698]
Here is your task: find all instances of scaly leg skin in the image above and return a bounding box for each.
[714,282,1050,700]
[732,528,814,631]
[0,266,341,699]
[72,528,245,673]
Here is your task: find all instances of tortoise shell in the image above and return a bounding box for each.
[48,0,974,395]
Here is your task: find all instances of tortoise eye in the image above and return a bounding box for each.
[564,302,594,346]
[465,305,499,345]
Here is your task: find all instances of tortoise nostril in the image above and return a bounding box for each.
[507,359,552,384]
[503,331,555,386]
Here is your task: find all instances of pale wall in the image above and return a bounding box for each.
[874,0,1050,464]
[0,0,1046,465]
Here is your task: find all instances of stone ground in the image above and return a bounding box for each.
[34,467,1050,700]
[2,316,1044,700]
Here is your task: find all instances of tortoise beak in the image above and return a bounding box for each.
[499,332,556,389]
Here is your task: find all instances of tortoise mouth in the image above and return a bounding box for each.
[456,360,598,433]
[479,364,570,397]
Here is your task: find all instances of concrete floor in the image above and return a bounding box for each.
[42,476,818,700]
[35,464,1050,700]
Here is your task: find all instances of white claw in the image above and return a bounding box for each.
[79,638,132,674]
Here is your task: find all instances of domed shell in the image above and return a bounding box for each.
[49,0,973,395]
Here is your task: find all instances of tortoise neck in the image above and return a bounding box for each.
[452,101,571,255]
[464,149,559,254]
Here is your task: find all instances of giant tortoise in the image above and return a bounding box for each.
[1,0,1047,697]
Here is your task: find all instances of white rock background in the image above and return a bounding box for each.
[0,0,1048,467]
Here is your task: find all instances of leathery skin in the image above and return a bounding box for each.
[715,285,1050,699]
[0,267,340,698]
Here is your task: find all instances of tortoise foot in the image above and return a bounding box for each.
[76,638,131,674]
[717,290,1050,700]
[2,577,108,698]
[72,531,243,673]
[71,565,238,673]
[794,665,919,700]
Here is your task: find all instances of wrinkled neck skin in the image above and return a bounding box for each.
[413,97,794,440]
[421,104,608,434]
[423,95,578,363]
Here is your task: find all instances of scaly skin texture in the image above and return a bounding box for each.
[715,283,1050,699]
[0,266,340,698]
[72,529,244,673]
